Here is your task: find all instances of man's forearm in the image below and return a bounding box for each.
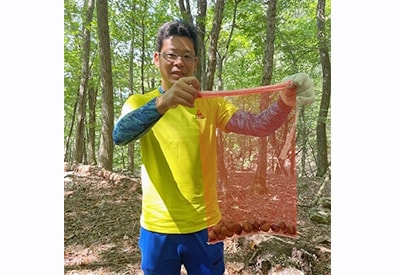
[113,98,162,145]
[225,99,292,137]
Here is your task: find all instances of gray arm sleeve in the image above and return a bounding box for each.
[225,100,292,137]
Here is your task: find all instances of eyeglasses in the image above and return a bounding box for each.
[159,52,197,64]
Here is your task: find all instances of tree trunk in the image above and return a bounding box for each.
[215,0,238,194]
[97,0,114,170]
[87,85,97,165]
[216,0,240,80]
[205,0,225,91]
[64,97,79,162]
[196,0,207,88]
[178,0,207,88]
[253,0,278,194]
[261,0,276,87]
[127,6,137,172]
[73,0,95,164]
[316,0,331,177]
[179,0,193,25]
[139,4,147,94]
[299,107,306,177]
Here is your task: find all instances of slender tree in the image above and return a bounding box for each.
[87,85,97,165]
[316,0,331,177]
[252,0,278,194]
[205,0,225,91]
[97,0,114,169]
[216,0,240,89]
[178,0,193,25]
[73,0,95,164]
[178,0,207,88]
[195,0,207,88]
[127,2,137,172]
[215,0,240,194]
[139,2,148,94]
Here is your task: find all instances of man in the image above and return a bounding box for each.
[113,19,314,275]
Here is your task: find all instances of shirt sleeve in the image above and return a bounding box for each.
[225,98,293,137]
[113,97,162,145]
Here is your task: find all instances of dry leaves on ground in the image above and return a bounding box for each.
[64,164,330,274]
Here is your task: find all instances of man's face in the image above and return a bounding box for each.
[154,36,198,90]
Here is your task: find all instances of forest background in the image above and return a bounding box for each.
[64,0,331,177]
[5,0,400,274]
[62,0,332,274]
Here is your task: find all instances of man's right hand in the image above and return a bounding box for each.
[156,76,201,114]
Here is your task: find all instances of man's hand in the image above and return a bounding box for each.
[156,76,200,114]
[280,73,315,107]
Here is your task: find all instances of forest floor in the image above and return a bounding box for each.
[64,164,331,275]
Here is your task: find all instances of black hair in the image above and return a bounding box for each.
[156,20,199,56]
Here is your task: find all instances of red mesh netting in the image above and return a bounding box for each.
[200,81,298,244]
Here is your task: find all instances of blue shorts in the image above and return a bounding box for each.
[139,227,225,275]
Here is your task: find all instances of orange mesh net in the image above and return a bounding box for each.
[200,81,298,244]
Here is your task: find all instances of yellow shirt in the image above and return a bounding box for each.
[122,88,238,233]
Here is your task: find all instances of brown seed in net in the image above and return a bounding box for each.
[221,224,234,238]
[217,232,225,241]
[278,221,287,233]
[226,221,236,231]
[242,222,254,233]
[232,223,242,235]
[270,223,281,232]
[213,224,222,234]
[252,220,260,232]
[221,225,230,236]
[260,220,271,232]
[286,224,296,235]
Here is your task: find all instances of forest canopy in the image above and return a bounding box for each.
[64,0,330,177]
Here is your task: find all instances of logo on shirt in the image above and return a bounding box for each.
[195,109,205,119]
